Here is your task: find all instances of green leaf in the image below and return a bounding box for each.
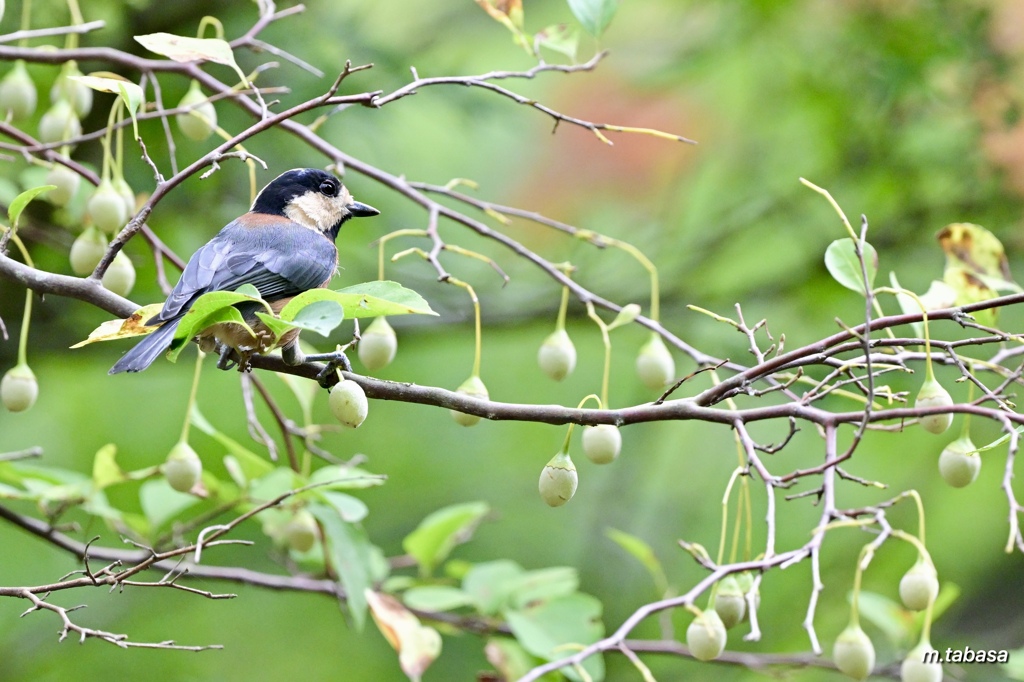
[535,24,580,60]
[505,593,605,682]
[334,280,437,317]
[310,502,376,629]
[91,444,125,490]
[234,283,261,298]
[256,299,344,338]
[8,185,55,229]
[309,465,387,490]
[462,560,524,615]
[275,371,318,424]
[508,567,579,609]
[402,585,475,612]
[824,238,878,295]
[72,74,144,138]
[167,290,268,362]
[402,501,490,577]
[290,299,345,335]
[249,467,303,504]
[189,405,273,479]
[856,590,914,646]
[566,0,619,37]
[222,455,248,489]
[139,478,201,530]
[485,638,557,682]
[605,528,668,594]
[251,312,294,340]
[319,491,369,523]
[1002,647,1024,680]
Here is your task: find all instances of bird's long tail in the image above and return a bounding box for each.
[108,317,182,374]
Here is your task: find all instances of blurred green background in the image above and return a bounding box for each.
[3,0,1024,680]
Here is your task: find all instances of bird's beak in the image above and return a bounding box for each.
[347,201,380,218]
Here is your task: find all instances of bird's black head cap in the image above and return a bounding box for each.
[251,168,339,216]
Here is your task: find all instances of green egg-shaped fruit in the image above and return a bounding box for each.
[938,436,980,488]
[284,510,319,553]
[900,643,943,682]
[582,424,621,465]
[899,560,938,612]
[176,80,217,141]
[1,363,39,412]
[450,375,488,427]
[329,380,368,428]
[101,251,136,297]
[686,609,727,662]
[636,333,675,390]
[358,316,397,370]
[69,226,108,275]
[50,61,93,118]
[915,378,954,434]
[46,164,81,206]
[538,328,577,381]
[164,442,202,493]
[0,60,38,120]
[833,624,875,681]
[38,99,81,144]
[538,451,578,507]
[88,180,128,234]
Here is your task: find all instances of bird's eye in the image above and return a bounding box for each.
[319,179,339,197]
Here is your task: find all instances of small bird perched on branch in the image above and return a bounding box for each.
[109,167,379,375]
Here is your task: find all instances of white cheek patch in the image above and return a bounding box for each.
[285,191,347,232]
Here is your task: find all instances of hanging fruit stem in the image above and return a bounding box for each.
[960,379,975,437]
[556,285,570,332]
[716,467,744,569]
[598,234,660,322]
[449,277,482,378]
[179,350,205,443]
[65,0,82,49]
[99,99,124,185]
[907,489,926,546]
[376,228,429,280]
[114,104,126,185]
[560,393,603,452]
[585,301,612,407]
[18,0,33,48]
[891,527,938,643]
[849,544,873,627]
[5,233,36,366]
[197,15,225,40]
[877,286,935,381]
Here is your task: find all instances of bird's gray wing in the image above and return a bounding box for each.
[148,218,337,324]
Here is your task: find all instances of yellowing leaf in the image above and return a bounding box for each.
[474,0,530,53]
[937,223,1021,293]
[944,267,999,327]
[71,304,164,348]
[74,74,144,138]
[91,444,125,490]
[366,590,442,682]
[474,0,524,30]
[135,33,251,92]
[135,33,237,66]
